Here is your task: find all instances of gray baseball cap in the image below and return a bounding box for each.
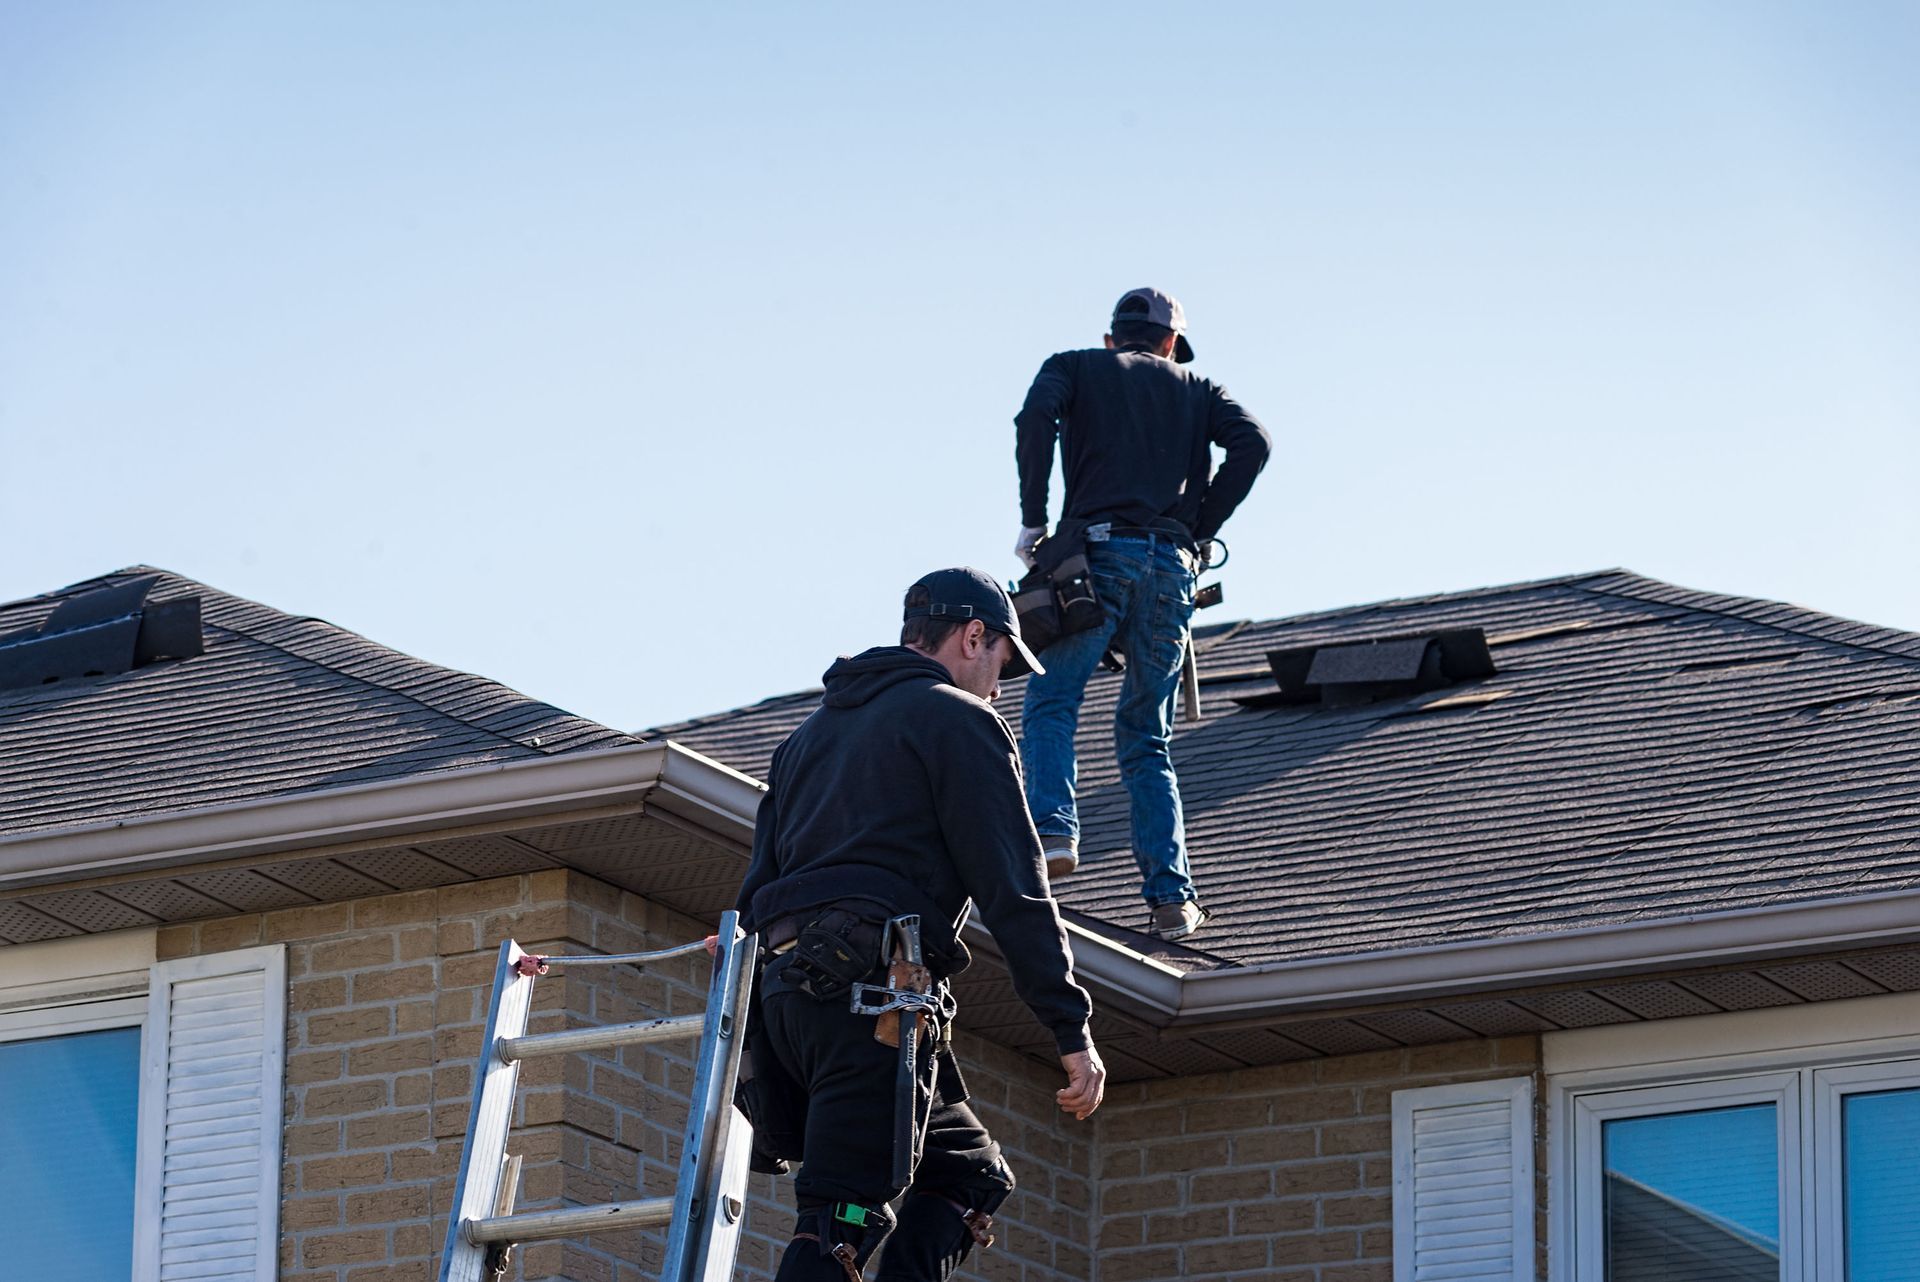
[1111,287,1195,363]
[903,566,1047,679]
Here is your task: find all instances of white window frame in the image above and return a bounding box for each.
[1547,990,1920,1282]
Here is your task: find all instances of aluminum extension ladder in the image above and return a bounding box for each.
[438,912,759,1282]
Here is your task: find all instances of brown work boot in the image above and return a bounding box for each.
[1148,900,1210,941]
[1043,845,1078,880]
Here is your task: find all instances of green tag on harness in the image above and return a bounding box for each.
[833,1203,870,1228]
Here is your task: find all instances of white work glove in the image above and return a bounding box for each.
[1015,525,1047,569]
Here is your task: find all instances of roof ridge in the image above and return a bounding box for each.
[1576,572,1920,666]
[12,566,638,754]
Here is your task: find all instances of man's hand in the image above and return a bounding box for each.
[1015,526,1046,570]
[1056,1045,1107,1120]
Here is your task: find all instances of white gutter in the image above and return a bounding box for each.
[0,742,760,893]
[1170,886,1920,1025]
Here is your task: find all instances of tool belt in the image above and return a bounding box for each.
[1012,519,1103,654]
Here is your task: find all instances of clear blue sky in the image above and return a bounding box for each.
[4,3,1915,732]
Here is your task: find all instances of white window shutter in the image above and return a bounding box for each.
[1392,1076,1535,1282]
[133,945,286,1282]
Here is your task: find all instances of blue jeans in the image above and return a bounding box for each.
[1020,534,1198,907]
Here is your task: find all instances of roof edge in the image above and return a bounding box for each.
[1169,886,1920,1023]
[0,743,756,892]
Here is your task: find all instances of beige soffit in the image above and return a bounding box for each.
[0,742,764,893]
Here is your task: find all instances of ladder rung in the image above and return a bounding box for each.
[497,1014,706,1062]
[465,1196,675,1245]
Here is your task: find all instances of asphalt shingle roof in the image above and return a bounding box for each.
[648,570,1920,970]
[0,567,638,836]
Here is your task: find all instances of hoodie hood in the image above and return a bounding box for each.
[821,646,954,709]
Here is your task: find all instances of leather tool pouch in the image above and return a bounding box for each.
[1013,519,1102,654]
[789,907,884,1002]
[873,954,933,1050]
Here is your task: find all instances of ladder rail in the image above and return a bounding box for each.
[436,916,758,1282]
[660,920,756,1282]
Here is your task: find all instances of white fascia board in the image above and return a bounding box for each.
[650,742,766,851]
[1171,886,1920,1023]
[0,742,758,892]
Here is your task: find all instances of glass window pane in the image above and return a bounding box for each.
[1844,1087,1920,1281]
[1603,1102,1780,1281]
[0,1026,141,1282]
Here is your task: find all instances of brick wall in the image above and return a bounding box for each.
[155,870,1092,1282]
[1091,1038,1543,1282]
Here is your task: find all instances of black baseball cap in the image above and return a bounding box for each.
[1111,286,1195,364]
[903,566,1047,678]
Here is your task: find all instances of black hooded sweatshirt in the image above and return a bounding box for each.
[734,646,1093,1055]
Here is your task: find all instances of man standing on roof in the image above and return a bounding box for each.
[734,567,1105,1282]
[1014,288,1271,941]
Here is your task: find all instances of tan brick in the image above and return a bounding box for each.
[1101,1247,1179,1282]
[311,933,397,973]
[291,976,349,1013]
[1188,1237,1269,1273]
[286,1121,342,1157]
[1273,1230,1363,1265]
[1232,1127,1317,1164]
[1098,1216,1145,1250]
[266,903,354,942]
[346,1109,432,1149]
[305,1080,389,1117]
[1494,1034,1541,1066]
[350,963,434,1003]
[200,916,264,951]
[1102,1177,1179,1214]
[1323,1264,1393,1282]
[390,1145,453,1182]
[1101,1147,1143,1179]
[1406,1039,1497,1074]
[347,1265,433,1282]
[346,1183,431,1224]
[528,867,571,901]
[437,920,478,955]
[308,1008,393,1045]
[1274,1087,1360,1124]
[481,904,576,946]
[395,998,434,1033]
[1321,1119,1392,1156]
[347,1035,433,1076]
[440,952,499,989]
[1100,1104,1182,1143]
[1274,1159,1362,1196]
[283,1194,342,1231]
[301,1229,388,1266]
[1190,1168,1272,1204]
[1323,1192,1392,1227]
[435,878,524,917]
[1361,1225,1392,1256]
[1186,1096,1268,1132]
[352,889,437,929]
[1144,1207,1229,1242]
[288,1050,344,1085]
[1143,1136,1228,1174]
[302,1152,388,1191]
[395,1072,432,1108]
[1235,1198,1316,1234]
[155,923,198,960]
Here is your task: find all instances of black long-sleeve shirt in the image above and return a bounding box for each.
[1015,347,1271,543]
[734,647,1093,1055]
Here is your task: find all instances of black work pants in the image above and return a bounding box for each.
[756,953,1011,1277]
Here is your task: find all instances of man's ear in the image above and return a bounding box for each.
[967,619,991,653]
[1103,333,1116,350]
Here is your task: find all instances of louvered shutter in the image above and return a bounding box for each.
[132,946,286,1282]
[1391,1076,1535,1282]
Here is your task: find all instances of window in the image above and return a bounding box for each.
[1550,994,1920,1282]
[0,1000,145,1281]
[0,933,285,1282]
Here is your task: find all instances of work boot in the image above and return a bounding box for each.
[1148,900,1210,941]
[1043,844,1078,880]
